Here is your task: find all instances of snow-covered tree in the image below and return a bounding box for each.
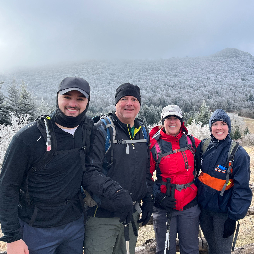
[138,104,162,126]
[194,101,211,127]
[35,98,55,117]
[187,120,210,140]
[6,82,36,122]
[0,85,11,125]
[0,114,29,168]
[19,84,36,120]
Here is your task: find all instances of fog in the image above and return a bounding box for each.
[0,0,254,71]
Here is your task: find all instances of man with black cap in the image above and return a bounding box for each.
[0,77,132,254]
[84,83,154,254]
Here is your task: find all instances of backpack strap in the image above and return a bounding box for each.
[186,134,196,154]
[32,116,92,173]
[31,116,57,172]
[99,116,115,167]
[100,116,115,153]
[201,137,211,155]
[140,124,149,144]
[161,180,194,192]
[220,141,239,196]
[152,133,195,165]
[81,117,93,153]
[114,120,148,154]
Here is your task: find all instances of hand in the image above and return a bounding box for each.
[7,239,29,254]
[114,189,133,224]
[223,218,236,238]
[138,194,154,226]
[155,192,176,211]
[101,189,133,224]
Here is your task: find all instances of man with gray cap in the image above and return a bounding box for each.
[84,83,154,254]
[0,77,132,254]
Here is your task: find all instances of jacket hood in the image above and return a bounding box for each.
[209,109,231,134]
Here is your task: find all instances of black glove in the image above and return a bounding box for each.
[223,218,236,238]
[138,194,154,226]
[108,189,133,224]
[155,192,176,211]
[100,181,133,224]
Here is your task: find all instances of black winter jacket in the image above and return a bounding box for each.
[196,136,252,221]
[87,113,153,218]
[0,115,120,243]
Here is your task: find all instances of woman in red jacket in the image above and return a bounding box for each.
[150,105,201,254]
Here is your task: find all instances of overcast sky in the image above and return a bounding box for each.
[0,0,254,71]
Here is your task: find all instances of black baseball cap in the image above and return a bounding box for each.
[58,77,90,98]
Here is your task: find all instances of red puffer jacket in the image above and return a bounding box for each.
[150,125,201,210]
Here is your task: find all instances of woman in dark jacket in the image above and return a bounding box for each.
[196,109,252,254]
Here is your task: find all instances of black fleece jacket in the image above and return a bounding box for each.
[0,115,123,243]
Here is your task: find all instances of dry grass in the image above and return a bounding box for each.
[0,224,6,251]
[243,118,254,134]
[234,146,254,248]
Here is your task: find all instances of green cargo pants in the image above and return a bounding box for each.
[84,211,139,254]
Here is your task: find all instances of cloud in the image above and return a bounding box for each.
[0,0,254,71]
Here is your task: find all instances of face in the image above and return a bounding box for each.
[164,116,182,136]
[211,121,229,140]
[58,90,89,117]
[115,96,140,126]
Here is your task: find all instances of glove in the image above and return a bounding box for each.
[223,218,236,238]
[155,192,176,211]
[109,189,133,224]
[100,182,133,224]
[138,194,154,226]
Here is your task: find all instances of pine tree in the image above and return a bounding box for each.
[6,82,21,118]
[244,127,250,136]
[19,83,36,120]
[35,98,55,117]
[195,100,211,127]
[6,82,36,122]
[0,84,11,125]
[138,104,162,126]
[231,126,241,140]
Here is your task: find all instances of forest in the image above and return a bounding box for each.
[0,47,254,128]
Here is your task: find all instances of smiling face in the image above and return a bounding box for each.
[211,120,229,140]
[115,95,140,126]
[164,115,182,136]
[58,90,88,117]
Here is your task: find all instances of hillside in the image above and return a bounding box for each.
[243,117,254,134]
[0,48,254,122]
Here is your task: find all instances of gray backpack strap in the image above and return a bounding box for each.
[201,137,211,154]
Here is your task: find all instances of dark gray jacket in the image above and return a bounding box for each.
[87,113,153,218]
